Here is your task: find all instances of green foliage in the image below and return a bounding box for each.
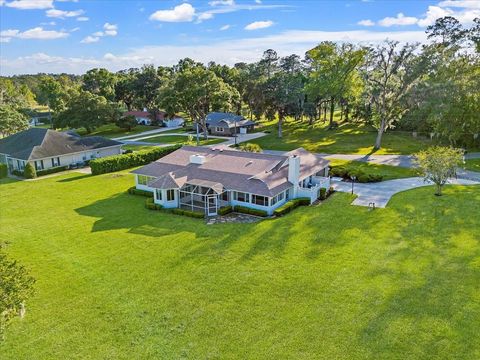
[217,206,233,216]
[145,198,163,210]
[273,197,311,217]
[23,163,36,179]
[116,115,137,131]
[90,145,181,175]
[0,105,28,137]
[415,146,463,195]
[82,68,117,101]
[319,187,327,200]
[127,186,154,197]
[36,166,68,177]
[233,205,269,217]
[171,208,204,218]
[0,164,7,178]
[239,143,262,153]
[0,246,35,340]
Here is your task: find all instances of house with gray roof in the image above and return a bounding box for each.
[196,112,255,136]
[132,145,330,216]
[0,128,122,173]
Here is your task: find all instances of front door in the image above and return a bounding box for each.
[207,195,217,216]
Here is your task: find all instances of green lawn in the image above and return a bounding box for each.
[143,134,226,146]
[251,120,432,155]
[465,159,480,172]
[76,124,160,138]
[1,172,479,359]
[329,159,420,180]
[121,144,161,152]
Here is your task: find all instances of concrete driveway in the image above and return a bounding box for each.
[332,177,479,208]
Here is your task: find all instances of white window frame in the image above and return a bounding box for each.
[215,126,225,132]
[166,189,175,201]
[138,175,154,186]
[234,191,249,203]
[155,189,162,201]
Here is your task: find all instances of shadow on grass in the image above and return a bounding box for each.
[57,173,92,182]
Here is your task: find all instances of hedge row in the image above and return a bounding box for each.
[37,165,68,176]
[218,206,233,216]
[233,205,269,217]
[145,198,163,210]
[127,186,154,197]
[0,164,7,178]
[330,166,383,183]
[273,197,310,217]
[172,208,204,218]
[144,198,204,218]
[90,145,181,175]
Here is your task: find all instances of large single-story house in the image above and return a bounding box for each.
[124,109,184,128]
[0,128,122,173]
[132,145,330,216]
[194,112,255,136]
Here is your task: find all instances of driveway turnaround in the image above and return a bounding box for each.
[332,177,479,208]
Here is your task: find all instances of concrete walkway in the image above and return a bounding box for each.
[213,132,267,146]
[325,154,416,168]
[113,126,182,140]
[332,177,479,208]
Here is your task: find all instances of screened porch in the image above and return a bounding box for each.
[178,179,228,215]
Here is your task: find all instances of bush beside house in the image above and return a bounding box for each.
[330,166,383,183]
[233,205,269,217]
[0,164,7,178]
[23,163,36,179]
[90,145,181,175]
[273,197,310,217]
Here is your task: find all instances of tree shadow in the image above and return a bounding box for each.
[57,173,92,182]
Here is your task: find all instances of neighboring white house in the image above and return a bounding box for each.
[0,128,122,173]
[124,109,185,128]
[132,145,330,216]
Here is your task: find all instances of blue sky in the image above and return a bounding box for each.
[1,0,479,75]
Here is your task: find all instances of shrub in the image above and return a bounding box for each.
[0,164,7,178]
[328,186,335,195]
[233,205,268,217]
[90,144,181,175]
[12,169,23,177]
[172,208,204,218]
[23,163,36,179]
[239,143,262,153]
[127,186,153,197]
[218,206,233,216]
[37,165,69,176]
[273,197,311,217]
[319,187,327,200]
[357,173,383,183]
[330,166,348,178]
[145,198,162,210]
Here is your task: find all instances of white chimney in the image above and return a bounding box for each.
[288,155,300,185]
[189,154,206,165]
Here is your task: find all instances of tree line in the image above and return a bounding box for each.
[0,16,478,149]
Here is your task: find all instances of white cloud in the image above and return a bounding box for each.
[378,13,419,27]
[149,3,196,22]
[357,19,375,26]
[245,20,274,30]
[81,23,117,44]
[80,35,99,43]
[438,1,480,9]
[4,0,53,9]
[220,24,231,31]
[77,16,89,21]
[208,0,234,5]
[1,28,430,75]
[197,12,214,22]
[0,27,68,42]
[46,8,84,18]
[70,27,80,32]
[255,0,262,3]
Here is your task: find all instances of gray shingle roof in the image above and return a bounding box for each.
[206,112,255,128]
[133,145,329,197]
[0,128,122,160]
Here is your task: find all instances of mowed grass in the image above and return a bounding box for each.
[329,159,420,180]
[465,158,480,172]
[143,134,226,146]
[121,144,161,152]
[251,120,431,155]
[1,174,480,359]
[76,124,160,138]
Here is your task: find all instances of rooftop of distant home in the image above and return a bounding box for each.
[0,128,122,161]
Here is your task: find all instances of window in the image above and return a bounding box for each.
[271,191,285,206]
[221,191,229,201]
[167,189,175,201]
[34,160,44,171]
[51,157,60,167]
[215,127,225,132]
[252,194,267,206]
[82,154,87,161]
[17,160,25,170]
[138,175,154,185]
[234,191,249,203]
[155,189,162,201]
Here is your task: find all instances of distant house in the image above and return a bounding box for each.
[132,145,330,216]
[124,109,184,128]
[0,128,122,173]
[29,111,51,127]
[197,112,255,136]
